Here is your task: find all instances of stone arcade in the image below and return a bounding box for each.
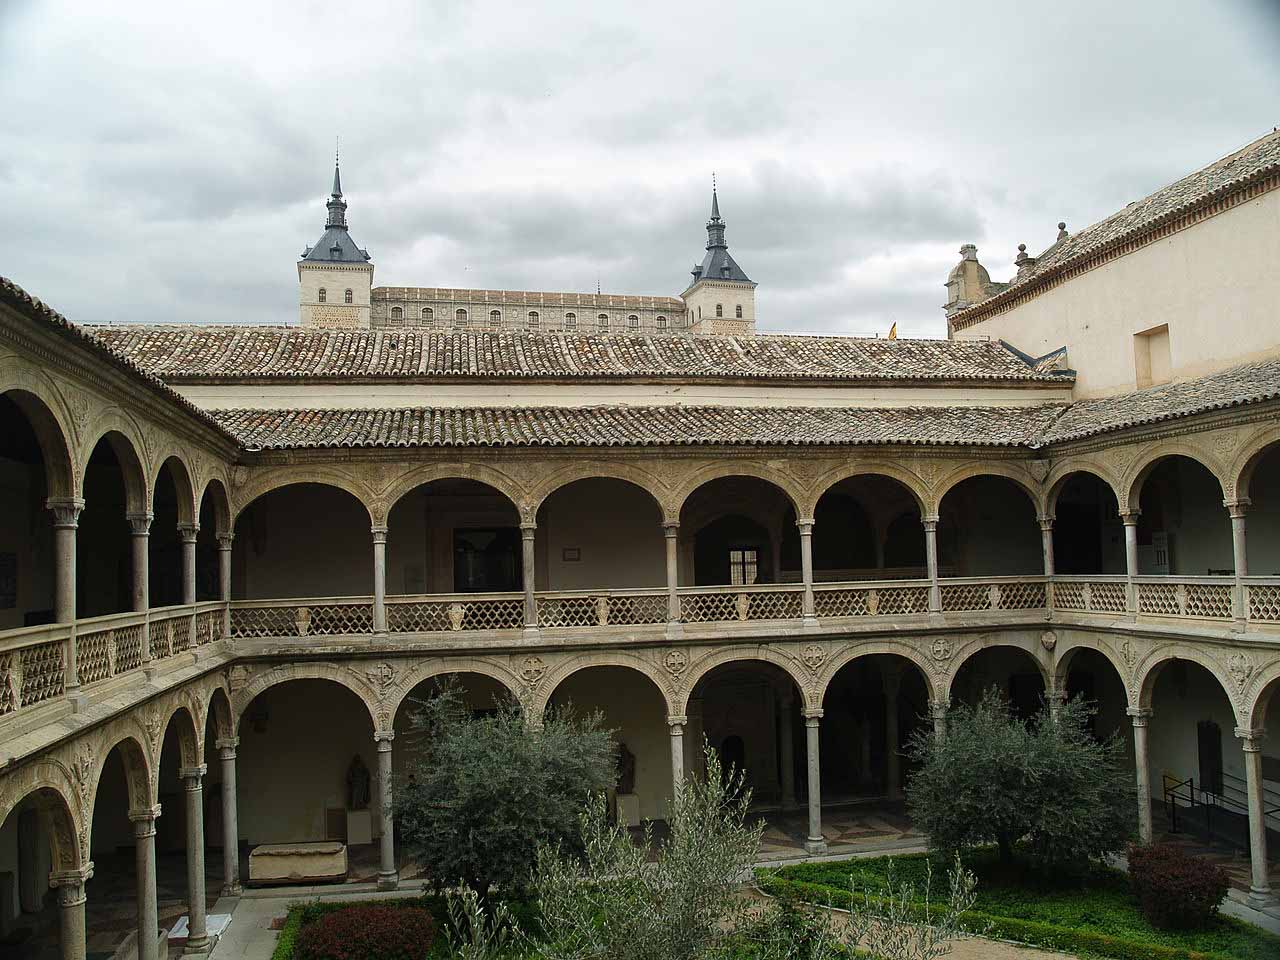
[2,129,1280,960]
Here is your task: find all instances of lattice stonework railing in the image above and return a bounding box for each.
[679,587,804,623]
[1247,582,1280,622]
[1052,579,1126,613]
[387,595,524,633]
[2,639,67,712]
[998,580,1047,610]
[537,592,667,628]
[814,582,931,618]
[1136,579,1234,621]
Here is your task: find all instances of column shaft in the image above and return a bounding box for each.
[181,769,209,953]
[1122,512,1139,614]
[179,525,199,606]
[931,699,948,741]
[371,526,387,634]
[1130,709,1152,843]
[923,518,941,612]
[50,871,89,960]
[1237,729,1272,906]
[49,499,84,690]
[375,734,398,890]
[131,810,160,960]
[1038,517,1055,577]
[1227,501,1249,626]
[129,513,152,614]
[217,535,233,638]
[217,739,241,897]
[664,523,680,622]
[797,520,816,621]
[520,524,537,629]
[804,713,826,854]
[668,717,686,798]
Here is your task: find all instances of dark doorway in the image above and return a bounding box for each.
[1197,720,1223,797]
[453,528,520,592]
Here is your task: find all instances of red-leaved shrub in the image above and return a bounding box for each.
[1128,841,1230,930]
[295,904,436,960]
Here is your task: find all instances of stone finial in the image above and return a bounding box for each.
[959,243,978,260]
[1057,221,1069,240]
[1014,243,1037,277]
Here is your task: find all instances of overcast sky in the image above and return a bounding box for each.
[2,1,1278,338]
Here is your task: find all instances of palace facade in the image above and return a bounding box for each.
[2,129,1280,960]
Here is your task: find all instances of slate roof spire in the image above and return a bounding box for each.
[300,152,371,265]
[706,175,726,250]
[325,153,348,230]
[688,176,752,284]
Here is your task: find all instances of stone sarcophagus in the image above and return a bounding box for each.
[247,841,348,886]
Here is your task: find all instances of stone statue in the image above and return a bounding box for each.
[346,755,371,810]
[616,742,636,795]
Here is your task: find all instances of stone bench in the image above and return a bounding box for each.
[248,841,348,886]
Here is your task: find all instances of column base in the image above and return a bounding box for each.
[800,616,819,631]
[220,881,242,899]
[804,838,828,856]
[521,626,541,641]
[183,935,213,957]
[66,690,87,713]
[1247,886,1273,909]
[376,871,400,891]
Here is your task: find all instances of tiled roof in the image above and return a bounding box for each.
[89,326,1071,384]
[211,403,1069,450]
[0,277,239,444]
[952,130,1280,326]
[1040,355,1280,444]
[373,287,685,310]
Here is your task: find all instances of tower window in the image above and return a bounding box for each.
[656,315,667,330]
[490,309,502,326]
[715,303,723,318]
[528,311,540,326]
[390,306,403,320]
[735,304,742,319]
[597,313,609,331]
[318,288,327,303]
[627,314,639,329]
[565,312,577,330]
[422,307,434,322]
[456,308,469,327]
[345,288,353,304]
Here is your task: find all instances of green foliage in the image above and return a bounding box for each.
[764,850,1280,960]
[906,688,1134,873]
[533,743,764,960]
[1129,842,1231,930]
[294,904,437,960]
[396,682,615,896]
[444,886,521,960]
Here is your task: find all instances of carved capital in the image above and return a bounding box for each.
[1037,516,1055,533]
[216,531,235,550]
[1127,706,1153,727]
[795,519,815,535]
[1235,727,1266,752]
[179,764,207,784]
[375,730,395,749]
[667,714,688,732]
[178,523,200,544]
[663,521,680,537]
[46,496,85,527]
[803,708,824,724]
[370,525,388,544]
[1223,498,1251,520]
[1120,510,1141,526]
[126,512,154,536]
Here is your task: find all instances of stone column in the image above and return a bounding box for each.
[1226,500,1249,628]
[804,710,826,854]
[130,806,161,960]
[49,866,92,960]
[930,698,948,741]
[1121,511,1140,614]
[48,498,84,689]
[923,517,941,613]
[216,534,233,638]
[371,526,388,635]
[779,692,796,807]
[668,715,686,798]
[374,732,398,889]
[883,670,902,800]
[520,523,538,631]
[128,512,153,613]
[1038,516,1055,577]
[663,523,681,623]
[1129,707,1153,843]
[797,519,817,622]
[179,524,199,606]
[1236,728,1272,906]
[180,766,209,954]
[216,737,241,897]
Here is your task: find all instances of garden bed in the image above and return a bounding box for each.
[760,850,1280,960]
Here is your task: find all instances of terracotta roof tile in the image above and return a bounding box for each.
[89,326,1070,384]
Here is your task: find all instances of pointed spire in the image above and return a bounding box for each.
[705,174,727,250]
[332,139,343,197]
[325,149,348,230]
[710,172,721,221]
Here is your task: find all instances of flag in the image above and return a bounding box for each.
[888,322,897,339]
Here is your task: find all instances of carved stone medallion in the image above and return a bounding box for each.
[801,644,827,671]
[662,650,688,677]
[519,656,546,687]
[930,639,954,663]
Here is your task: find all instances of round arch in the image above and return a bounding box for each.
[0,776,84,873]
[388,658,524,721]
[673,464,806,522]
[382,464,525,524]
[205,686,234,742]
[160,702,202,770]
[816,641,937,705]
[1245,663,1280,731]
[87,731,153,822]
[1134,647,1241,723]
[1123,446,1227,514]
[1232,431,1280,504]
[1,385,76,500]
[1042,465,1124,520]
[680,646,811,714]
[531,652,676,718]
[944,634,1051,702]
[199,477,232,536]
[1051,636,1132,703]
[80,412,150,514]
[232,664,378,734]
[933,464,1040,518]
[529,466,671,523]
[231,472,374,528]
[153,453,197,526]
[808,464,929,518]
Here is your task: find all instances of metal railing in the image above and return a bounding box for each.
[1162,772,1280,854]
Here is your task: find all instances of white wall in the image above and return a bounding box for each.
[537,480,665,591]
[956,188,1280,398]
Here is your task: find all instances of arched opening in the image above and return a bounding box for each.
[195,481,229,601]
[236,680,378,872]
[386,479,521,596]
[86,738,151,957]
[680,477,795,586]
[79,434,143,617]
[149,460,190,608]
[820,655,930,802]
[232,484,371,599]
[0,787,79,955]
[1051,473,1124,574]
[1135,456,1231,575]
[546,666,670,823]
[535,479,663,591]
[1059,647,1131,745]
[153,709,212,939]
[1242,442,1280,575]
[202,689,235,893]
[938,475,1040,576]
[810,476,924,580]
[950,645,1046,722]
[0,393,61,628]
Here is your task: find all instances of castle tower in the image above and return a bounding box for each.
[298,159,374,328]
[681,183,756,335]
